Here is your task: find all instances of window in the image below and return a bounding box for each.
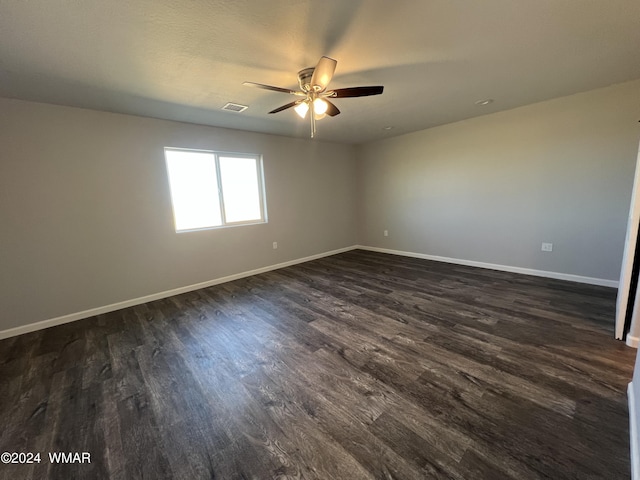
[164,148,266,232]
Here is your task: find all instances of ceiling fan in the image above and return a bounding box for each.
[244,56,384,138]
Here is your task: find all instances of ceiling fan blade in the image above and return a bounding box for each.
[331,86,384,98]
[325,100,340,117]
[243,81,298,95]
[310,56,337,92]
[268,100,301,114]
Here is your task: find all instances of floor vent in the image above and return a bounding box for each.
[222,102,248,113]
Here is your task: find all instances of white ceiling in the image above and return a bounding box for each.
[1,0,639,144]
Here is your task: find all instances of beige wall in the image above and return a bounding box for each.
[0,98,358,331]
[356,80,640,281]
[2,80,640,334]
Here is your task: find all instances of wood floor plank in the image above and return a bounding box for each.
[0,250,635,479]
[170,303,359,479]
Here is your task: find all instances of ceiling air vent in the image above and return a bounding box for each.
[222,102,248,113]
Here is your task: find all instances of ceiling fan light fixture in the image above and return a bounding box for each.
[244,56,384,138]
[294,100,309,119]
[313,98,328,115]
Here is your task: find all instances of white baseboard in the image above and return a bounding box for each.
[628,336,640,348]
[356,245,618,288]
[0,245,619,340]
[0,246,358,340]
[629,383,639,480]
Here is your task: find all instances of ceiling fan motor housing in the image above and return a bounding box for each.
[297,68,315,92]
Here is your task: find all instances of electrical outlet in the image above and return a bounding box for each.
[384,230,389,237]
[273,242,278,249]
[541,242,553,252]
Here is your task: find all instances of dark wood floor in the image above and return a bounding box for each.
[0,250,636,480]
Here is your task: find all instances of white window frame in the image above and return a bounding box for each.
[164,147,268,232]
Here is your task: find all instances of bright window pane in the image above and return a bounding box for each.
[219,156,262,223]
[165,150,222,230]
